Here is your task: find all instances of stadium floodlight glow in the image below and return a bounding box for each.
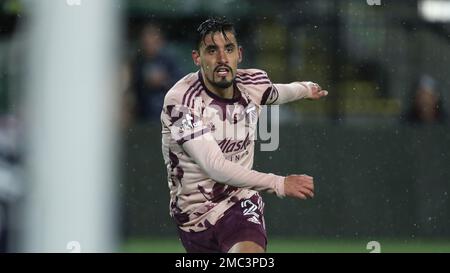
[419,0,450,22]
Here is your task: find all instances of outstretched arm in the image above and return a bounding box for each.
[183,135,285,197]
[183,135,314,200]
[270,82,328,105]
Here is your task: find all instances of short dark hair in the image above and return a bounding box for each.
[196,17,237,50]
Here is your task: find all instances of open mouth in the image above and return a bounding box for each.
[215,66,230,77]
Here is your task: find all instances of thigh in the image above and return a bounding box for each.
[228,241,265,253]
[215,194,267,253]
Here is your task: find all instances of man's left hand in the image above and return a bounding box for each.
[306,82,328,100]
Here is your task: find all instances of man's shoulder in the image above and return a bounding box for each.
[236,68,269,78]
[164,72,201,106]
[236,68,271,86]
[236,69,272,105]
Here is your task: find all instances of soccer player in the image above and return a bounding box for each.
[161,17,328,253]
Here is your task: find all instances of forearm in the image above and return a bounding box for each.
[272,82,312,104]
[183,137,285,197]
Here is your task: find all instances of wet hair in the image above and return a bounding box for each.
[196,17,237,50]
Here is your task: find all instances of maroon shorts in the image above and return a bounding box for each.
[177,194,267,253]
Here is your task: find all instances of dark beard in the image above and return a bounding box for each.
[212,79,233,89]
[207,76,233,89]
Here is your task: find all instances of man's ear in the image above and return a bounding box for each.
[192,50,201,66]
[238,46,243,64]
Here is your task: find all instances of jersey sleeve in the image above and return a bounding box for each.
[270,82,313,104]
[238,69,312,105]
[182,134,286,198]
[161,90,210,145]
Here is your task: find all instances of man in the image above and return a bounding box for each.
[161,17,328,253]
[133,24,182,121]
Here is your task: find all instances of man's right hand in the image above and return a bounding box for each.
[284,175,314,199]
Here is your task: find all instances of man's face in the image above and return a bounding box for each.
[192,31,242,90]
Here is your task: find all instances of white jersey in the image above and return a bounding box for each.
[161,68,311,232]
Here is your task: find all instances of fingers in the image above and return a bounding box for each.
[309,82,328,99]
[313,90,328,98]
[298,175,314,190]
[292,183,315,199]
[302,182,314,192]
[284,174,315,200]
[292,188,313,200]
[293,192,307,200]
[299,187,314,198]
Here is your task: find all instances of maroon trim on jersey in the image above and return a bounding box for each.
[169,150,184,186]
[235,75,269,81]
[166,105,183,124]
[235,80,271,85]
[182,80,201,106]
[186,83,204,108]
[261,86,279,105]
[199,71,241,104]
[235,70,271,85]
[237,71,265,78]
[171,198,190,225]
[198,71,251,121]
[209,93,249,121]
[209,99,229,121]
[198,183,238,203]
[237,92,250,108]
[188,89,203,108]
[176,128,211,145]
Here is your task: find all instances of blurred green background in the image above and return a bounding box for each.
[122,238,450,253]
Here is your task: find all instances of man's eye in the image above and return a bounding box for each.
[208,49,216,54]
[226,47,234,53]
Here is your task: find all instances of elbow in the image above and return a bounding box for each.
[201,156,229,183]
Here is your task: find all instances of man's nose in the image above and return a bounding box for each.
[217,49,228,63]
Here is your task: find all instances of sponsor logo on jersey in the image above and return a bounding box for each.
[218,133,251,154]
